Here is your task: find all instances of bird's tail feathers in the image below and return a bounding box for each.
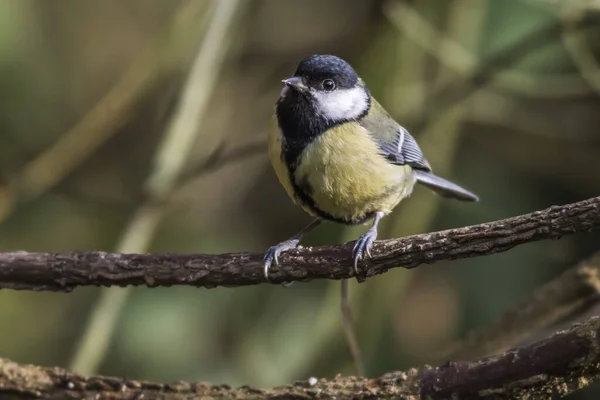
[414,170,479,202]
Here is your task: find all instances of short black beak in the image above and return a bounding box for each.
[282,76,307,91]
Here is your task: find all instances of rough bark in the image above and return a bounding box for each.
[2,317,600,399]
[0,196,598,291]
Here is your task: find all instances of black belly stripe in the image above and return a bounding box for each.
[288,173,378,225]
[289,174,339,222]
[285,149,397,226]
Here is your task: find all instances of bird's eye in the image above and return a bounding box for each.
[322,79,336,91]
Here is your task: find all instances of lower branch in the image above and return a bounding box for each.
[0,196,598,291]
[421,317,600,399]
[3,317,600,399]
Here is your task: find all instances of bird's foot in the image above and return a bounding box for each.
[263,239,300,284]
[352,228,378,275]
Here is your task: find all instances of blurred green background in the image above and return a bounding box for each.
[1,0,600,397]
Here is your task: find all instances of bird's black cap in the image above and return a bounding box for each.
[294,54,359,89]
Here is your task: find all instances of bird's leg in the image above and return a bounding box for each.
[264,218,321,280]
[352,212,384,275]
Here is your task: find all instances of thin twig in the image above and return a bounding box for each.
[340,279,365,376]
[3,316,600,399]
[49,140,266,209]
[175,139,265,189]
[439,251,600,362]
[0,196,598,291]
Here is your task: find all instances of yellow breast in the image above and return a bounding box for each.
[268,117,414,224]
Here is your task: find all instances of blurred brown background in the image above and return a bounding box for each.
[0,0,599,397]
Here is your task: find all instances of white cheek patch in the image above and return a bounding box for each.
[313,87,369,121]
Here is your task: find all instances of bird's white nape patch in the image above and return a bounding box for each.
[313,87,369,121]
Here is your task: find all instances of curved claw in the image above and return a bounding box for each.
[263,239,300,281]
[263,248,277,280]
[352,240,363,274]
[352,228,377,275]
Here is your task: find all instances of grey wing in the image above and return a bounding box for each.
[381,129,479,201]
[362,116,478,201]
[377,126,432,171]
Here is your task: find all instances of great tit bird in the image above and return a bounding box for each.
[264,54,478,279]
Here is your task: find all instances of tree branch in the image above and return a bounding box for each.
[2,316,600,399]
[175,139,265,189]
[0,196,598,291]
[420,316,600,399]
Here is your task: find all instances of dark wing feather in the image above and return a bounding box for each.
[375,126,431,171]
[359,99,478,202]
[397,126,431,171]
[358,97,431,170]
